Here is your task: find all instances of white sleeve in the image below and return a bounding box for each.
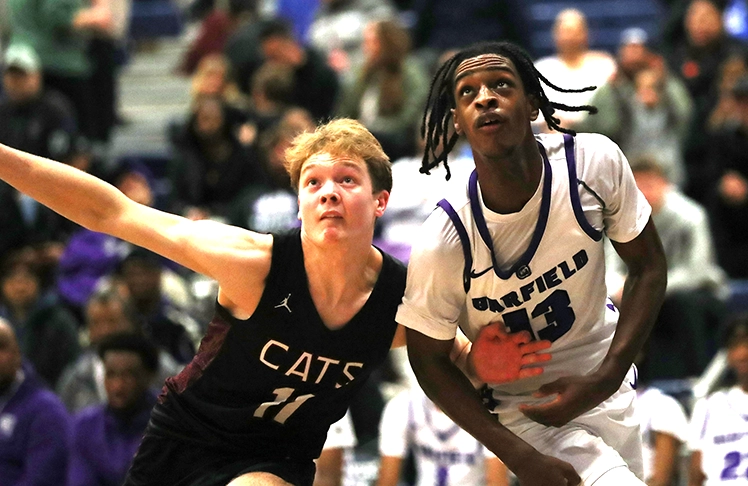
[575,133,651,243]
[378,392,412,458]
[322,410,357,450]
[687,397,709,452]
[395,209,468,340]
[650,393,690,443]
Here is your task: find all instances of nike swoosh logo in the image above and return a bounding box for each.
[469,267,492,279]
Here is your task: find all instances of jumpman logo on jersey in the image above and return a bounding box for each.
[275,293,292,313]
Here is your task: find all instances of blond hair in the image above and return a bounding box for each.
[285,119,392,193]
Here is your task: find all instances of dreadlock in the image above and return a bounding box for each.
[421,41,598,179]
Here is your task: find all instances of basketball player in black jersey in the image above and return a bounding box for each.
[0,118,550,486]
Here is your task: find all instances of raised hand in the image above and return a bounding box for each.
[469,321,552,384]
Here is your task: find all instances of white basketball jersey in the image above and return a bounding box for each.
[689,387,748,485]
[435,134,618,405]
[379,388,490,486]
[636,387,688,482]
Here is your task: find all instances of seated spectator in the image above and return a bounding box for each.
[0,43,81,267]
[636,385,689,486]
[258,19,340,122]
[246,61,296,139]
[190,53,251,114]
[117,248,199,364]
[667,0,747,202]
[0,43,80,162]
[67,332,160,485]
[0,318,70,485]
[315,410,357,486]
[376,386,509,486]
[706,52,747,133]
[229,108,314,233]
[179,0,259,76]
[606,157,727,381]
[578,28,693,187]
[57,285,182,412]
[0,254,81,388]
[706,74,748,279]
[306,0,396,73]
[533,9,617,131]
[168,95,263,220]
[7,0,113,142]
[687,314,748,485]
[336,19,429,160]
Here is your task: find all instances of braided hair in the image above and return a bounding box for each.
[421,41,598,179]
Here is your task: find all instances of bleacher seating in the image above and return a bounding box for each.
[129,0,184,41]
[727,279,748,315]
[526,0,666,57]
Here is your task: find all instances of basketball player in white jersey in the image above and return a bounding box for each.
[397,41,668,486]
[377,386,509,486]
[688,315,748,485]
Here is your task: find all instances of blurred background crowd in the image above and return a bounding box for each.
[1,0,748,484]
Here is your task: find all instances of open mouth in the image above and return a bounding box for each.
[476,113,504,129]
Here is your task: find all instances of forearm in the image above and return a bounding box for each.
[0,144,130,232]
[599,246,667,385]
[375,456,402,486]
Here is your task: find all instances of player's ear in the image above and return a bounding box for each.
[451,108,463,135]
[374,190,389,217]
[528,95,540,122]
[297,197,301,220]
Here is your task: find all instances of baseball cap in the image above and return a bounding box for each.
[3,43,41,73]
[620,27,649,46]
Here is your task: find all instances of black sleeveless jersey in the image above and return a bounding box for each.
[151,229,406,460]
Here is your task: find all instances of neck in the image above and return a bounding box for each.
[473,135,543,214]
[559,49,585,68]
[301,230,378,300]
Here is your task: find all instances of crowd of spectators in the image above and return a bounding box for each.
[1,0,748,484]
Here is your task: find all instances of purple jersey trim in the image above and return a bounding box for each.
[468,145,552,281]
[563,134,602,242]
[437,199,473,293]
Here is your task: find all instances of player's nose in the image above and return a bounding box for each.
[475,84,498,108]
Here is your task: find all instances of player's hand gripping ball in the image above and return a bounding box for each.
[469,321,552,384]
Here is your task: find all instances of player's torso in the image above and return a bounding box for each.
[409,395,486,486]
[699,388,748,485]
[158,230,405,457]
[442,134,617,397]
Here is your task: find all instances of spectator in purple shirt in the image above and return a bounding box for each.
[0,317,71,485]
[67,332,159,486]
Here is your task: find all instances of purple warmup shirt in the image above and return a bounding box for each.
[68,392,155,486]
[0,371,71,485]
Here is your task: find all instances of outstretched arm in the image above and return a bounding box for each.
[405,328,580,486]
[0,144,271,307]
[521,218,667,426]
